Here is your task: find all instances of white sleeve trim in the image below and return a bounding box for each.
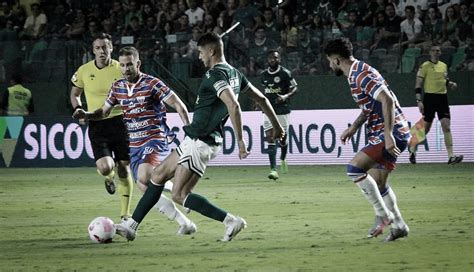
[372,84,388,100]
[214,80,231,96]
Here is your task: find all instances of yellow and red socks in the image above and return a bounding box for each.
[118,175,133,218]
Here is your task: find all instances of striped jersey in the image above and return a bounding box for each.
[347,60,410,144]
[105,73,174,149]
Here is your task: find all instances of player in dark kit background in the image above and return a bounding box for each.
[259,50,298,180]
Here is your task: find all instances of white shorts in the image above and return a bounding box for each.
[263,113,289,132]
[176,136,221,177]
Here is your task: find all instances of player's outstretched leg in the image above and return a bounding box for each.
[183,193,247,241]
[267,143,279,180]
[116,182,165,241]
[155,194,196,235]
[381,186,409,241]
[280,142,288,174]
[348,165,394,237]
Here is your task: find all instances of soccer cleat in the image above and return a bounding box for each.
[409,152,416,164]
[448,155,463,165]
[222,215,247,242]
[367,212,394,238]
[268,169,279,180]
[104,175,116,195]
[177,221,197,236]
[115,218,138,241]
[384,225,409,242]
[280,159,288,173]
[367,216,384,238]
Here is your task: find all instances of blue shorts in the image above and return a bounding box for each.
[129,140,170,182]
[361,136,408,171]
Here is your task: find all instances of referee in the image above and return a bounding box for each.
[70,33,133,219]
[410,43,463,165]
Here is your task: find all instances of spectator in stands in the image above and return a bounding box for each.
[1,74,34,116]
[86,3,103,23]
[309,14,325,48]
[294,26,320,75]
[20,3,47,40]
[417,6,443,51]
[202,14,222,35]
[124,0,142,26]
[245,26,279,76]
[48,3,69,38]
[185,0,205,27]
[455,3,472,46]
[233,0,261,35]
[84,20,102,47]
[140,3,155,22]
[110,1,126,30]
[0,18,22,82]
[218,0,237,30]
[396,0,429,18]
[0,1,20,28]
[138,15,162,59]
[440,5,460,47]
[201,0,223,21]
[65,8,87,40]
[280,13,298,53]
[181,26,202,60]
[396,5,423,49]
[175,13,192,34]
[362,0,380,27]
[122,16,142,44]
[314,0,336,25]
[294,0,315,26]
[157,0,174,23]
[101,18,121,46]
[342,10,359,42]
[370,4,401,50]
[262,7,280,44]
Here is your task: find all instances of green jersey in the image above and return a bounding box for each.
[260,66,297,114]
[184,63,250,145]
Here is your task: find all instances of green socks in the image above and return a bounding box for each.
[132,182,164,224]
[184,193,227,222]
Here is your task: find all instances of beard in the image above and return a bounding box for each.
[334,68,343,77]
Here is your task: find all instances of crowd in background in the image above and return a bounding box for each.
[0,0,473,82]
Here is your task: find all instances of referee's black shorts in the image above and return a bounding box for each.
[423,93,451,123]
[88,115,130,162]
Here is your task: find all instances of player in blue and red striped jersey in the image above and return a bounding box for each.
[325,38,410,242]
[73,46,196,236]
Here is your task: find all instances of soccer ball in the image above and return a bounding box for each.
[88,217,116,243]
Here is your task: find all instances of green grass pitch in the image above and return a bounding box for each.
[0,164,473,271]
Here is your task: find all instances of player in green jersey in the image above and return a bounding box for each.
[116,32,285,242]
[260,50,298,180]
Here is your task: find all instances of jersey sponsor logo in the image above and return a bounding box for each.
[129,130,148,139]
[264,86,281,94]
[127,120,149,130]
[128,107,146,114]
[119,96,146,106]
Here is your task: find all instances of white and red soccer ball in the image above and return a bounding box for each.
[88,217,116,243]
